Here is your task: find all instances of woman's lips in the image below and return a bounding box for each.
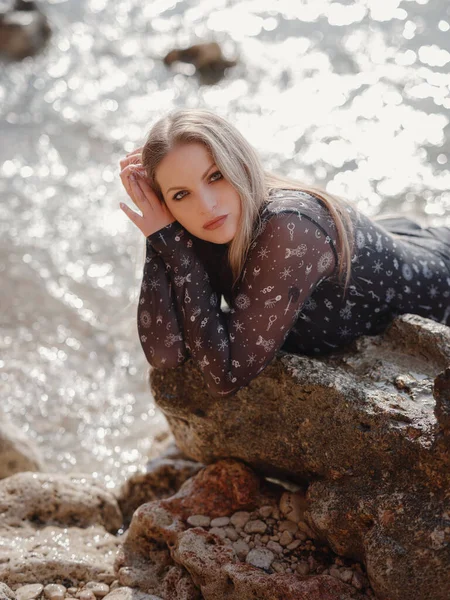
[203,215,228,230]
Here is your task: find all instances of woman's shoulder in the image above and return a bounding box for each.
[262,187,340,229]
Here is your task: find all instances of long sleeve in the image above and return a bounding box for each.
[147,211,338,398]
[137,233,189,369]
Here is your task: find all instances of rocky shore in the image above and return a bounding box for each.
[1,313,449,599]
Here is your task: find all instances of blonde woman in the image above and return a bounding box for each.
[119,108,450,397]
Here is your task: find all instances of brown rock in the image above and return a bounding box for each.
[149,313,450,599]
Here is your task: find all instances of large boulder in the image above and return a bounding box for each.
[148,314,450,600]
[115,459,369,599]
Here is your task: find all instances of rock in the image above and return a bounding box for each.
[0,0,51,60]
[43,584,65,600]
[102,588,162,600]
[149,313,450,600]
[244,519,266,534]
[163,42,237,85]
[114,459,367,599]
[0,415,46,479]
[245,548,275,570]
[279,491,308,523]
[278,520,298,534]
[0,472,123,586]
[83,583,109,598]
[0,583,16,600]
[279,530,294,546]
[186,515,210,527]
[229,511,250,528]
[15,585,42,600]
[210,516,230,527]
[117,447,203,526]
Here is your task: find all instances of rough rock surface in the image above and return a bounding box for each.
[115,459,369,599]
[0,416,46,479]
[0,472,123,586]
[149,314,450,600]
[117,442,204,527]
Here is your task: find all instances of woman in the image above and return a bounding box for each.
[119,108,450,398]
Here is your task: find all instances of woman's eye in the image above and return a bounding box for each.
[172,171,222,201]
[210,171,223,182]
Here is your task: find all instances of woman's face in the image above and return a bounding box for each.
[155,142,242,244]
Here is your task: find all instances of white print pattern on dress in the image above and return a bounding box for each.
[317,251,334,273]
[235,293,251,309]
[174,273,192,287]
[285,244,307,258]
[402,263,413,281]
[140,310,151,328]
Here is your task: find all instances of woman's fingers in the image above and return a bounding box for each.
[119,152,142,171]
[119,201,144,234]
[120,164,147,204]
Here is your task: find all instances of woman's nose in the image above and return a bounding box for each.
[198,190,218,213]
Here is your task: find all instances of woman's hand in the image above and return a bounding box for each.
[119,150,176,237]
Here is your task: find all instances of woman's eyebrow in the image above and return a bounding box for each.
[166,163,215,194]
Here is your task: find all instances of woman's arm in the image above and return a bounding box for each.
[137,238,189,369]
[148,211,338,397]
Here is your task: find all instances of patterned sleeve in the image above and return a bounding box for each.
[147,212,338,397]
[137,237,189,369]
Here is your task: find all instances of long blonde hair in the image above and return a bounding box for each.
[141,108,355,293]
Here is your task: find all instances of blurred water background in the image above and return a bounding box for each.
[1,0,450,490]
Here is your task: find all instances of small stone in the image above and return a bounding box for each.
[249,541,255,548]
[296,561,310,576]
[244,519,267,534]
[352,572,366,590]
[187,514,211,527]
[209,526,227,540]
[278,520,298,534]
[297,520,317,539]
[279,491,307,523]
[67,590,78,596]
[329,567,341,579]
[286,539,301,551]
[44,585,66,600]
[246,548,275,570]
[260,535,269,543]
[279,530,294,546]
[84,584,109,599]
[210,516,230,527]
[267,540,283,554]
[224,527,239,541]
[232,538,249,560]
[259,505,273,518]
[294,530,308,541]
[77,593,95,600]
[339,569,354,583]
[16,585,44,600]
[0,583,15,600]
[230,511,250,528]
[109,583,120,592]
[269,534,279,541]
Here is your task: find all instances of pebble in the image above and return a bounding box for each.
[44,585,66,600]
[352,571,365,590]
[278,520,298,534]
[259,505,273,518]
[232,538,249,560]
[76,592,95,600]
[272,561,285,573]
[296,561,310,576]
[224,526,239,541]
[230,511,250,528]
[329,566,341,579]
[244,519,267,534]
[260,535,269,543]
[16,585,44,600]
[210,516,230,527]
[339,569,354,583]
[279,491,306,522]
[279,530,294,546]
[286,539,302,551]
[67,590,78,596]
[84,584,109,598]
[246,548,275,570]
[294,530,308,541]
[209,527,227,540]
[267,540,283,554]
[187,515,211,527]
[297,520,316,539]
